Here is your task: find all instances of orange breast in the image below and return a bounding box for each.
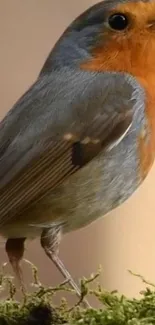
[138,78,155,180]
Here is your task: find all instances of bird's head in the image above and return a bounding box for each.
[51,0,155,90]
[78,0,155,89]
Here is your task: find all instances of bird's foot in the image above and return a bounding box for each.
[45,251,91,309]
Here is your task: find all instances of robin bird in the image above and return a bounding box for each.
[0,0,155,303]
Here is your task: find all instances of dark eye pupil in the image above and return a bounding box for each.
[108,14,128,30]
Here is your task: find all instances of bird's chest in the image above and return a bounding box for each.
[137,77,155,180]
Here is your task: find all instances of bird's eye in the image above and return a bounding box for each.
[108,13,129,31]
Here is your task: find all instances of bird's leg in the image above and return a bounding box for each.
[40,227,91,308]
[5,238,26,292]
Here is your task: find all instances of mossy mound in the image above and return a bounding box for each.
[0,266,155,325]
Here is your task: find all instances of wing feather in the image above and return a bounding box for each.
[0,70,140,226]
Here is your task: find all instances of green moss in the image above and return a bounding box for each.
[0,266,155,325]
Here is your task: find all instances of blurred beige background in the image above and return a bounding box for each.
[0,0,155,305]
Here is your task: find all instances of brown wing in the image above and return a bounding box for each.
[0,114,132,226]
[0,70,139,227]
